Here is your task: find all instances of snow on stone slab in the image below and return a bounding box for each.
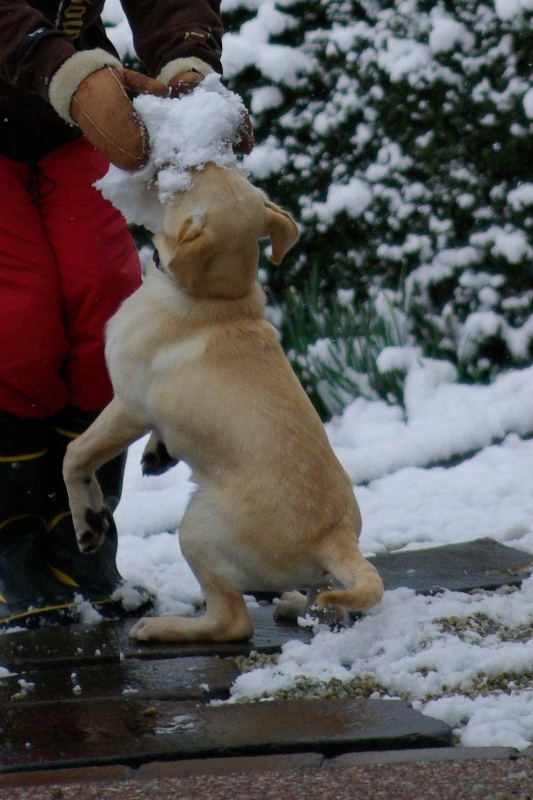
[226,576,533,749]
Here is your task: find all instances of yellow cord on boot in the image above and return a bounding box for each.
[0,449,47,462]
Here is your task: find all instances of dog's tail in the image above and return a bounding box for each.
[316,533,384,613]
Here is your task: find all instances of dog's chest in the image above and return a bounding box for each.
[104,286,205,400]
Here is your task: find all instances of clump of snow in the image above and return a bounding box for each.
[73,595,104,624]
[301,177,373,224]
[101,0,134,58]
[470,225,532,265]
[221,1,312,84]
[495,0,533,20]
[243,136,288,179]
[111,582,151,613]
[429,15,475,54]
[377,38,431,82]
[376,345,423,375]
[0,666,15,679]
[524,88,533,119]
[250,86,284,114]
[96,74,248,232]
[507,183,533,210]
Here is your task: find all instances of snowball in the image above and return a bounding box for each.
[96,74,248,231]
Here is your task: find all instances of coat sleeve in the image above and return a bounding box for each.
[0,1,77,99]
[0,0,223,105]
[119,0,223,77]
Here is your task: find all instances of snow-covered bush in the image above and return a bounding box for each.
[223,0,533,393]
[104,0,533,416]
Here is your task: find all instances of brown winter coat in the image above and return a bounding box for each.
[0,0,223,163]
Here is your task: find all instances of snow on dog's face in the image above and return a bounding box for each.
[152,164,299,300]
[95,74,251,234]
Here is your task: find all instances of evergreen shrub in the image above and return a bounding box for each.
[223,0,533,415]
[105,0,533,418]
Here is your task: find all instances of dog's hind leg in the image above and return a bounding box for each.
[130,491,254,643]
[273,590,308,621]
[130,571,253,643]
[274,582,350,627]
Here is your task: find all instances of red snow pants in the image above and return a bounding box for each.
[0,137,141,419]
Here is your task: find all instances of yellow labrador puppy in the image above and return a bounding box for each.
[63,164,383,643]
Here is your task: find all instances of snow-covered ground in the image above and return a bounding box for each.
[114,355,533,751]
[3,0,532,757]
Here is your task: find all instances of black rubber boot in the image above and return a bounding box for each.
[45,406,154,617]
[0,414,77,628]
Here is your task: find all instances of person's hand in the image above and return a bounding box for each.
[233,112,254,156]
[122,69,168,98]
[70,66,152,171]
[167,70,254,155]
[167,69,204,97]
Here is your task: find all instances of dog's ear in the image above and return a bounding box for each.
[166,213,210,291]
[262,200,299,264]
[176,213,205,245]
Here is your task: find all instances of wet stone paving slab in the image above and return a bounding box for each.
[0,605,313,671]
[368,537,533,594]
[0,696,452,773]
[0,538,530,778]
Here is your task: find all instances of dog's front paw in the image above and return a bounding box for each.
[141,439,179,476]
[76,507,109,553]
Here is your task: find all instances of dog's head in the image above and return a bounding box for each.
[152,164,299,300]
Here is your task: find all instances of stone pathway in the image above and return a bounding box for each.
[0,538,530,797]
